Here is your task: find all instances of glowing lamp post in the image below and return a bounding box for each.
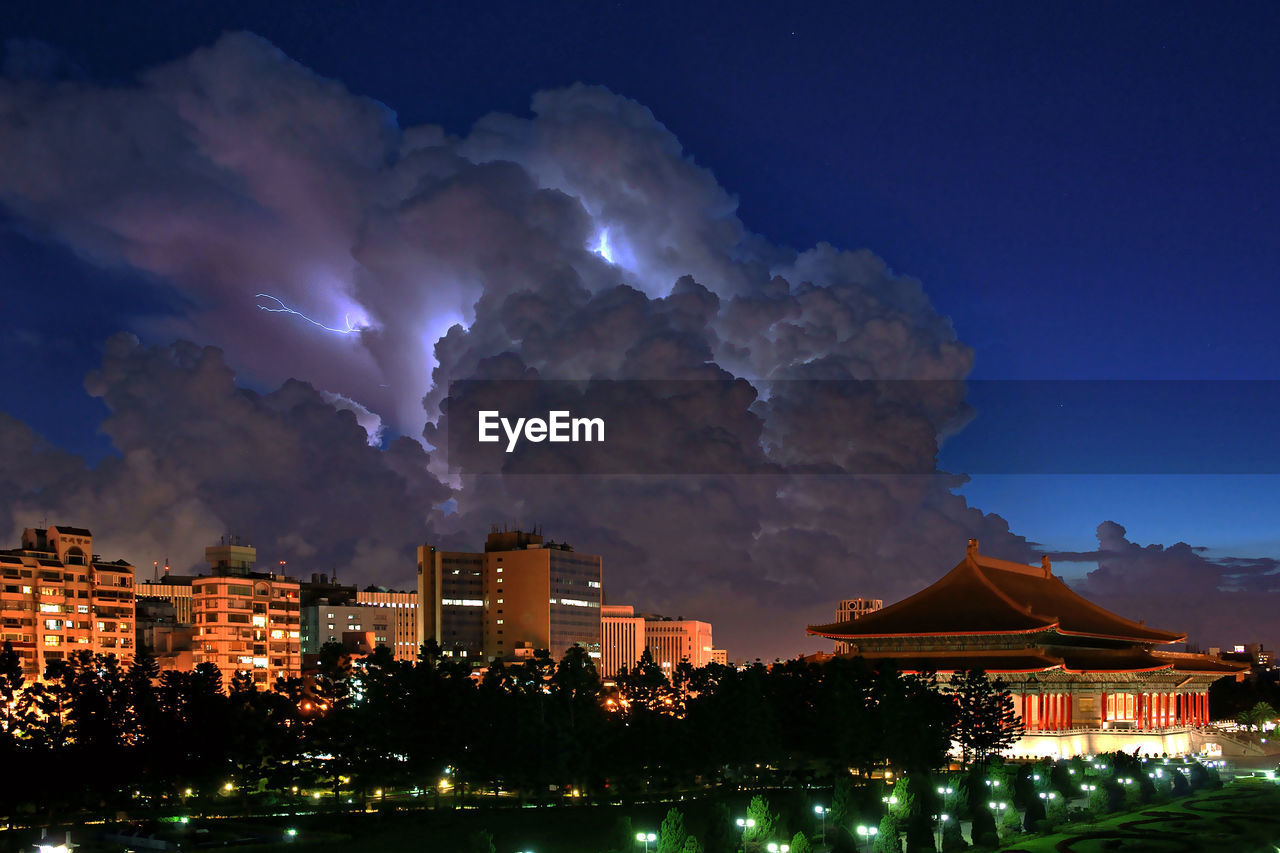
[766,844,790,853]
[855,825,879,851]
[814,804,828,837]
[635,832,657,851]
[936,814,949,848]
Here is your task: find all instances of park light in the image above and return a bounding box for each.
[179,817,189,825]
[815,805,827,815]
[1039,792,1047,799]
[736,818,756,829]
[285,828,298,839]
[223,782,234,792]
[374,789,383,797]
[312,792,321,799]
[184,788,193,797]
[637,834,646,842]
[647,834,656,842]
[1033,774,1040,781]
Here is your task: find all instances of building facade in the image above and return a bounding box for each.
[600,604,715,679]
[137,577,195,624]
[0,526,135,679]
[643,615,714,675]
[355,588,418,662]
[191,539,301,685]
[808,540,1246,758]
[833,597,883,654]
[418,528,602,664]
[601,604,646,679]
[417,546,485,660]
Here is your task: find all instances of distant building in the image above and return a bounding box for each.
[418,528,602,664]
[601,604,645,679]
[355,588,418,661]
[0,526,135,680]
[137,574,195,624]
[192,538,301,686]
[600,603,715,680]
[135,597,194,672]
[833,597,883,654]
[710,648,728,666]
[643,614,714,675]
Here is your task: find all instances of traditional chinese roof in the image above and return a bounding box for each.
[1152,650,1251,675]
[808,540,1185,644]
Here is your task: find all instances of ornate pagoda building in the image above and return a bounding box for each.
[808,540,1245,758]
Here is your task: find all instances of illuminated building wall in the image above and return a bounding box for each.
[601,604,645,679]
[0,526,135,679]
[643,616,714,676]
[137,578,195,624]
[191,540,300,685]
[355,588,418,661]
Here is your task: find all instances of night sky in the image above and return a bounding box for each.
[1,2,1278,660]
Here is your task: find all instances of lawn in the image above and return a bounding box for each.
[996,778,1280,853]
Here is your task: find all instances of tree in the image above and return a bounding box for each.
[1236,701,1278,732]
[998,802,1021,838]
[659,807,690,853]
[743,794,776,843]
[872,814,899,853]
[703,802,737,853]
[950,671,1022,764]
[682,838,705,853]
[831,774,856,828]
[789,831,813,853]
[940,819,966,851]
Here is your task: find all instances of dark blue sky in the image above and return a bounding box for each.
[3,1,1278,562]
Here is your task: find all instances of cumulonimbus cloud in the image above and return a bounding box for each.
[1,33,1058,657]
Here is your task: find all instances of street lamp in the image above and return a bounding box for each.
[635,832,657,852]
[856,825,879,852]
[766,845,791,853]
[814,805,828,837]
[936,814,949,848]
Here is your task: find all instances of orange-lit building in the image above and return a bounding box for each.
[192,539,301,685]
[808,540,1246,758]
[355,588,418,661]
[601,604,715,679]
[601,604,646,678]
[419,528,602,664]
[0,526,135,679]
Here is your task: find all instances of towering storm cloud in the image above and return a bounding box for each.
[0,32,1045,657]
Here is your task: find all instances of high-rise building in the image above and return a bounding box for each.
[0,526,135,679]
[298,574,418,662]
[833,597,883,654]
[417,546,485,660]
[418,528,602,664]
[710,649,728,666]
[601,604,645,679]
[191,538,301,685]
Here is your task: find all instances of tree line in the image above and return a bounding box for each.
[0,639,1021,828]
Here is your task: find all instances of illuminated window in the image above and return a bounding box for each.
[43,635,61,646]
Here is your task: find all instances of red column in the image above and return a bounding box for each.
[1021,692,1028,730]
[1066,692,1073,729]
[1038,693,1045,731]
[1164,693,1171,728]
[1202,691,1209,725]
[1050,693,1058,731]
[1101,690,1108,727]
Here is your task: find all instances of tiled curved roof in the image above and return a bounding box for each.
[1152,651,1251,675]
[808,540,1185,644]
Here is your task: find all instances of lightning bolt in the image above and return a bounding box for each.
[255,293,367,335]
[593,229,615,264]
